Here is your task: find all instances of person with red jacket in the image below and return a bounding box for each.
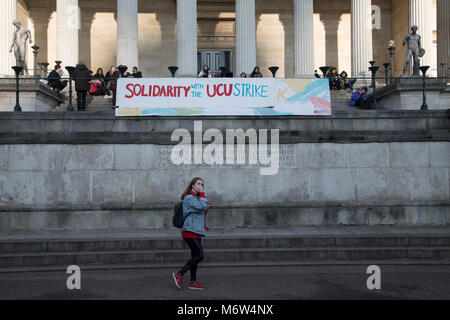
[173,177,213,290]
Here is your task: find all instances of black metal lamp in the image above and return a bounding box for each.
[319,66,330,78]
[65,66,76,112]
[168,66,178,78]
[12,66,23,112]
[268,66,279,78]
[419,65,430,110]
[369,62,380,110]
[383,63,391,86]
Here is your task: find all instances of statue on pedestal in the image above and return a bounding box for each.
[9,19,33,76]
[402,25,425,77]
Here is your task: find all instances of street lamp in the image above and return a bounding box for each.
[369,62,380,110]
[383,63,391,86]
[31,45,40,77]
[12,66,23,112]
[268,66,279,78]
[168,66,179,78]
[65,66,76,112]
[319,66,330,78]
[388,40,396,80]
[419,66,430,110]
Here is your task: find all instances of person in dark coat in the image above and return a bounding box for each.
[47,65,67,92]
[73,63,91,111]
[110,69,120,107]
[131,66,142,78]
[250,66,263,78]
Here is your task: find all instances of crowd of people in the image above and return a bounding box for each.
[198,65,263,79]
[314,66,357,91]
[48,63,369,111]
[47,64,143,111]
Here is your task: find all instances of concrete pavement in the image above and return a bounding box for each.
[0,264,448,300]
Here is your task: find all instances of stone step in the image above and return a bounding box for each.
[1,234,449,253]
[1,227,449,269]
[1,246,449,268]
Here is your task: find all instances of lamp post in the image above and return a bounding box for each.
[168,66,179,78]
[369,62,379,110]
[12,66,23,112]
[319,66,330,78]
[388,40,396,81]
[383,63,391,86]
[419,66,430,110]
[55,60,62,66]
[42,63,49,77]
[268,66,279,78]
[31,45,40,77]
[65,66,76,112]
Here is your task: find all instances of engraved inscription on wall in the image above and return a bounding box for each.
[158,144,295,169]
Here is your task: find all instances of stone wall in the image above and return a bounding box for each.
[0,112,448,231]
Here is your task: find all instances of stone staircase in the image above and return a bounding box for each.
[52,95,115,113]
[49,90,364,115]
[1,226,449,272]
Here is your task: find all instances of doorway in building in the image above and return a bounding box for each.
[197,51,233,77]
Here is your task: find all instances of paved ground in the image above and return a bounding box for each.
[0,264,448,300]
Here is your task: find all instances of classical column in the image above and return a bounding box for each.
[320,13,342,70]
[279,14,294,78]
[351,0,373,78]
[156,14,177,77]
[177,0,198,77]
[236,0,256,75]
[294,0,315,77]
[409,0,434,69]
[117,0,138,69]
[437,0,450,79]
[56,0,79,69]
[0,0,17,76]
[79,10,95,68]
[29,9,52,66]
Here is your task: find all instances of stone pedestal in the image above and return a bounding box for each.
[376,77,449,110]
[0,78,65,112]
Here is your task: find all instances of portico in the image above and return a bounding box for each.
[0,0,441,79]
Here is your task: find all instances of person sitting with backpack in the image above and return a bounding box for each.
[172,177,213,291]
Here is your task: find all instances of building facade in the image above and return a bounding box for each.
[0,0,448,78]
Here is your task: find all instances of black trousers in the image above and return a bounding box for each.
[77,91,87,111]
[355,97,368,109]
[179,237,204,282]
[112,90,117,106]
[50,80,67,91]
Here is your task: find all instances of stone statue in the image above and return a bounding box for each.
[9,19,33,76]
[402,25,425,77]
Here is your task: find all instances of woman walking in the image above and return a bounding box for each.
[173,178,212,290]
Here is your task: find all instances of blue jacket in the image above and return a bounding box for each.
[350,90,367,106]
[182,194,209,237]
